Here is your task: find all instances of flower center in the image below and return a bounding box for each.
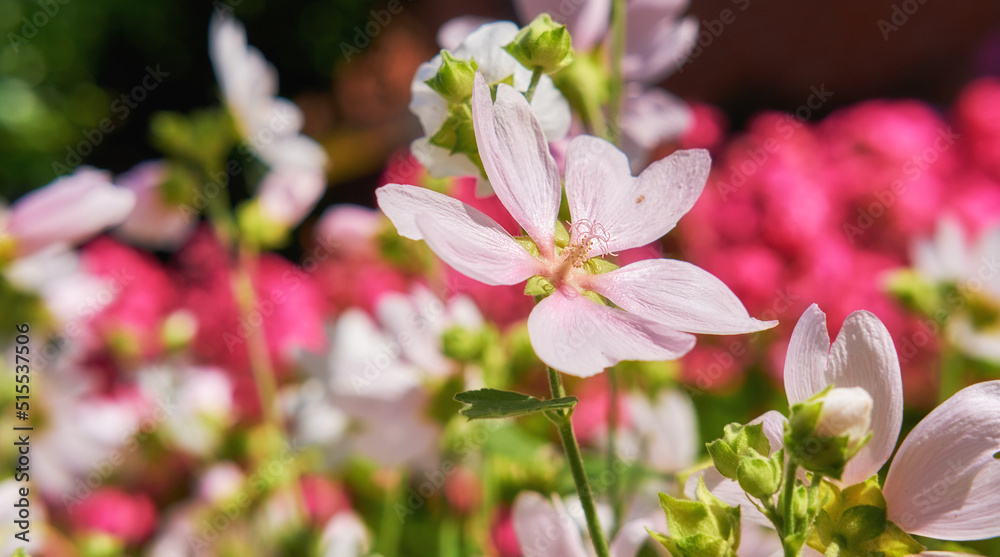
[548,219,613,285]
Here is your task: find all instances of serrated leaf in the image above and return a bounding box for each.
[453,388,577,420]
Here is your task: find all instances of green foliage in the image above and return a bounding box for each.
[454,388,577,420]
[650,478,741,557]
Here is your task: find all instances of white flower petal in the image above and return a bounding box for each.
[527,288,695,377]
[564,137,709,255]
[883,380,1000,540]
[376,183,541,285]
[584,258,777,334]
[783,304,832,405]
[824,310,903,485]
[472,75,562,253]
[513,492,589,557]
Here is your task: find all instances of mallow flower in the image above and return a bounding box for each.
[410,21,571,192]
[209,15,327,227]
[694,305,1000,553]
[378,73,774,376]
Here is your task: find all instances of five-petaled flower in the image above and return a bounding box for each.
[377,72,774,376]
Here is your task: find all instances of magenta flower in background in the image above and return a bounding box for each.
[378,73,773,376]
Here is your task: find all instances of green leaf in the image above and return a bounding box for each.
[453,388,577,420]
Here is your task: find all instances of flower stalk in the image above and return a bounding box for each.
[548,367,612,557]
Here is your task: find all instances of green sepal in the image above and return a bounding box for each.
[554,220,571,247]
[736,449,782,500]
[503,14,574,74]
[441,325,487,362]
[583,256,619,275]
[524,275,555,297]
[515,235,540,257]
[883,268,942,317]
[424,51,479,104]
[453,388,577,420]
[648,478,741,557]
[706,422,771,480]
[785,385,871,480]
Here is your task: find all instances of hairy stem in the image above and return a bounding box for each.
[548,367,611,557]
[525,67,543,103]
[607,0,627,145]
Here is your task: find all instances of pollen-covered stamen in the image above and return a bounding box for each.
[548,219,614,285]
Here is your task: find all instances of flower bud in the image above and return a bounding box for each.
[736,451,782,500]
[785,386,874,480]
[503,14,574,74]
[706,422,771,480]
[814,387,873,443]
[424,51,479,104]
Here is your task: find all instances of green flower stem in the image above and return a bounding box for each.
[779,457,799,556]
[378,469,408,557]
[548,367,611,557]
[607,0,627,145]
[525,67,544,103]
[938,345,963,404]
[607,366,623,534]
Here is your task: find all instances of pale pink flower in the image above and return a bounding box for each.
[377,74,773,376]
[513,491,678,557]
[1,167,135,257]
[513,0,697,83]
[256,165,327,226]
[882,380,1000,541]
[115,161,197,250]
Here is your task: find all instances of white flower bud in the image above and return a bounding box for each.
[815,387,873,444]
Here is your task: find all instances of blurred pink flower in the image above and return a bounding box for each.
[300,475,351,527]
[2,167,135,257]
[82,237,178,359]
[955,77,1000,182]
[379,74,773,376]
[115,161,196,250]
[70,488,157,545]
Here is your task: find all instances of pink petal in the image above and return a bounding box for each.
[527,288,695,377]
[472,75,561,256]
[512,492,589,557]
[620,85,692,171]
[564,137,709,255]
[512,0,610,51]
[8,168,135,256]
[883,381,1000,540]
[783,304,833,405]
[753,410,789,455]
[824,311,904,485]
[376,184,541,285]
[583,258,777,334]
[624,13,698,83]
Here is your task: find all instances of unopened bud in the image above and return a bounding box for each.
[503,14,574,74]
[424,51,479,104]
[814,387,873,444]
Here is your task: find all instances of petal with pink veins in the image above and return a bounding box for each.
[583,258,777,334]
[564,137,709,256]
[527,288,695,377]
[472,75,561,255]
[883,380,1000,541]
[376,184,541,285]
[825,311,903,485]
[783,304,832,404]
[512,492,589,557]
[784,307,902,485]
